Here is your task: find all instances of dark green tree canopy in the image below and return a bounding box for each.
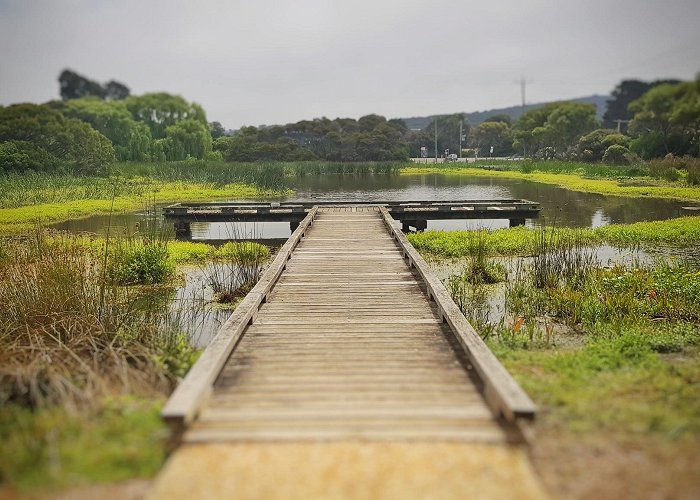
[482,114,512,125]
[574,128,630,162]
[513,102,599,156]
[603,79,680,129]
[413,114,468,157]
[125,93,207,139]
[210,121,226,139]
[58,69,130,101]
[163,119,212,161]
[0,103,115,174]
[628,76,700,158]
[105,80,131,100]
[215,115,409,162]
[470,121,513,156]
[60,98,152,161]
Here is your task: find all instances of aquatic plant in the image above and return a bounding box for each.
[408,216,700,259]
[205,240,270,303]
[0,230,197,409]
[402,165,700,201]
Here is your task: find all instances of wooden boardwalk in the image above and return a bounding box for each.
[163,206,535,444]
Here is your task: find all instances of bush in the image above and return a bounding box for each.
[109,241,174,285]
[602,144,634,166]
[0,140,61,173]
[575,129,631,162]
[646,155,700,183]
[207,241,270,302]
[687,161,700,185]
[648,158,681,181]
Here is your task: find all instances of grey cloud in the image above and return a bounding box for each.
[1,0,698,127]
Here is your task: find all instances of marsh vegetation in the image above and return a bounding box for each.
[0,223,274,491]
[440,223,700,496]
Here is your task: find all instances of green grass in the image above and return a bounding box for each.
[492,327,700,436]
[473,159,650,178]
[283,160,405,175]
[408,216,700,258]
[0,231,214,492]
[112,160,287,190]
[0,397,167,492]
[402,164,700,201]
[0,182,285,236]
[505,261,700,329]
[0,160,413,236]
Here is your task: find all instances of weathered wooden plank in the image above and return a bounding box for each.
[161,208,319,425]
[378,207,537,422]
[183,426,507,444]
[198,406,493,421]
[164,204,535,446]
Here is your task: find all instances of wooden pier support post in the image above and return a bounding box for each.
[401,220,428,232]
[173,220,192,239]
[509,218,526,227]
[290,220,300,232]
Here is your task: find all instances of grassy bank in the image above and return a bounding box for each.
[408,216,700,258]
[403,163,700,202]
[1,398,166,493]
[435,225,700,497]
[0,160,412,236]
[0,178,286,236]
[0,229,274,493]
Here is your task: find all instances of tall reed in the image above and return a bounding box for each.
[0,230,195,409]
[205,240,270,303]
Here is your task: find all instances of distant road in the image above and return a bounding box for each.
[409,157,521,164]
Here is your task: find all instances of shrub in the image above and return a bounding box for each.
[0,141,61,173]
[602,144,634,166]
[109,240,174,285]
[648,158,682,182]
[660,156,700,185]
[0,232,190,408]
[207,241,270,302]
[575,129,631,162]
[687,160,700,185]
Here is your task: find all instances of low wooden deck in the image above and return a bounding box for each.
[163,206,535,444]
[164,199,541,237]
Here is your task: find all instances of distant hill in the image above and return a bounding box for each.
[401,94,609,131]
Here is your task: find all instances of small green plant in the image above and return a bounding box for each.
[109,240,174,285]
[462,229,507,284]
[531,225,595,290]
[206,240,270,303]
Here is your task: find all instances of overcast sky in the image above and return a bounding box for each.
[1,0,699,128]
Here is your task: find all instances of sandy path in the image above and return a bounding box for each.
[148,442,547,499]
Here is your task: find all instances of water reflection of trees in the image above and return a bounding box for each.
[55,173,686,235]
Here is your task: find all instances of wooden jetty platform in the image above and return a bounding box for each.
[162,205,535,444]
[164,199,540,237]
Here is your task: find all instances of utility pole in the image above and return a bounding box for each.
[459,121,463,159]
[514,76,532,113]
[613,119,630,133]
[434,117,438,163]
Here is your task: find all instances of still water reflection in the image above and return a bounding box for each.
[53,173,688,240]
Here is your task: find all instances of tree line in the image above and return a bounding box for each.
[427,75,700,164]
[0,69,698,176]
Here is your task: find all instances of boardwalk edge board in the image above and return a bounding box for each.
[161,207,318,425]
[378,206,537,422]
